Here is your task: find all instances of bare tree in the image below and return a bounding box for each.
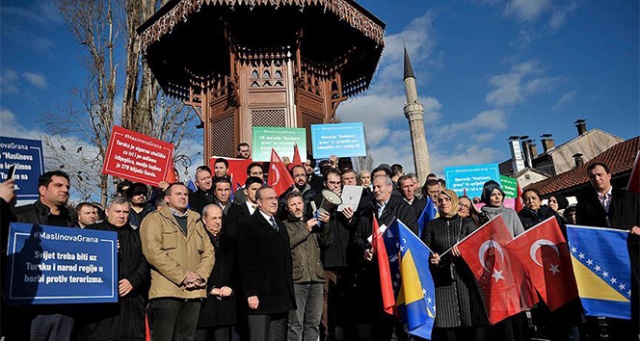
[44,0,197,205]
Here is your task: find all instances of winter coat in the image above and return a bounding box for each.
[423,215,488,328]
[284,215,333,283]
[140,206,214,300]
[77,221,149,340]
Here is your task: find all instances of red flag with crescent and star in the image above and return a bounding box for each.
[505,217,578,311]
[267,148,295,197]
[457,215,537,324]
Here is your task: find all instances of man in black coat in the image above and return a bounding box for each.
[11,171,77,341]
[576,162,640,340]
[398,175,426,216]
[189,166,216,215]
[225,176,263,239]
[350,174,419,341]
[196,204,237,341]
[236,187,296,341]
[76,197,149,340]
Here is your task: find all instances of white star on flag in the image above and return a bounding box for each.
[619,284,626,290]
[549,264,560,275]
[594,265,601,272]
[610,277,617,284]
[422,288,427,295]
[400,245,404,252]
[628,290,632,297]
[492,269,504,282]
[587,259,593,266]
[578,253,585,259]
[427,297,432,304]
[571,246,577,253]
[602,271,609,278]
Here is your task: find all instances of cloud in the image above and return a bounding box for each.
[485,60,564,107]
[549,1,579,31]
[0,69,19,95]
[22,72,48,89]
[1,2,61,51]
[504,0,553,22]
[552,90,577,110]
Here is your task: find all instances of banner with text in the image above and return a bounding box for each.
[444,163,500,199]
[102,126,174,187]
[5,223,118,304]
[500,175,519,210]
[311,122,367,159]
[0,136,45,201]
[252,127,306,162]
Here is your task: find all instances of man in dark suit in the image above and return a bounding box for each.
[236,186,296,341]
[577,162,640,340]
[398,175,426,216]
[189,166,215,215]
[350,174,419,341]
[225,176,263,239]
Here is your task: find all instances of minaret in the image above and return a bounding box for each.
[403,45,432,184]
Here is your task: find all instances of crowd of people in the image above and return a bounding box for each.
[0,141,638,341]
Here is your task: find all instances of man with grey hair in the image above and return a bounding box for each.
[236,186,295,341]
[77,196,149,340]
[196,204,237,340]
[398,175,426,215]
[349,174,419,341]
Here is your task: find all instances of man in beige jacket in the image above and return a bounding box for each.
[141,182,215,341]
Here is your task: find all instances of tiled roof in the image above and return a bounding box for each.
[524,136,639,196]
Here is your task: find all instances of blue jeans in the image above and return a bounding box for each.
[288,282,323,341]
[149,298,202,341]
[30,314,74,341]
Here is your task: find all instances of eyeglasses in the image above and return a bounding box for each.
[459,204,470,210]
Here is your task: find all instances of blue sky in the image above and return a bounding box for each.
[1,0,639,178]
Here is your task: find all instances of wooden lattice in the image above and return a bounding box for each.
[211,113,235,157]
[252,109,286,127]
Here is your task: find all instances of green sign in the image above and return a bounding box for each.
[252,127,307,162]
[500,175,518,199]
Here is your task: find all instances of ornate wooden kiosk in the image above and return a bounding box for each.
[138,0,385,158]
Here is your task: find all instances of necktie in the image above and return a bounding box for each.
[269,217,279,232]
[377,203,384,218]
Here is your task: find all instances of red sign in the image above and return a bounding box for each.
[102,126,174,187]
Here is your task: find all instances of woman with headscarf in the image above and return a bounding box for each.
[547,195,569,215]
[423,189,488,341]
[480,180,524,238]
[479,180,527,341]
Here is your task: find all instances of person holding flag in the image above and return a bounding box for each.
[478,180,527,341]
[576,162,640,340]
[423,189,488,341]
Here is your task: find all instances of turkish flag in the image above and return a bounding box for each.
[372,215,395,315]
[267,149,295,197]
[506,217,578,311]
[457,216,536,324]
[292,143,303,167]
[515,183,524,213]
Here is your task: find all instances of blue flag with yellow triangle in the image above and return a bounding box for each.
[382,218,436,339]
[566,225,631,320]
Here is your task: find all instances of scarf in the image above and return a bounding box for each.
[439,189,460,219]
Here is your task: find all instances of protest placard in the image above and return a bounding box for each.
[252,127,306,162]
[5,223,118,304]
[102,126,174,187]
[311,122,367,159]
[0,136,45,201]
[444,163,500,199]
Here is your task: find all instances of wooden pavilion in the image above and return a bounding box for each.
[138,0,385,158]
